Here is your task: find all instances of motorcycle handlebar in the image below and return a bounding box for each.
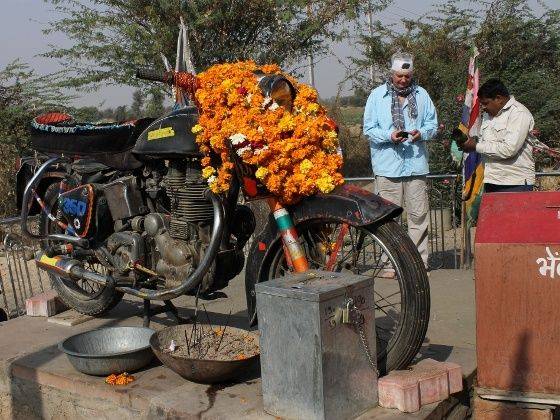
[135,68,174,84]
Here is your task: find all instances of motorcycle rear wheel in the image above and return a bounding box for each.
[39,183,123,316]
[263,219,430,374]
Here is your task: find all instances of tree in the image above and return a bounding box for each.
[130,90,145,118]
[0,61,69,215]
[72,106,103,122]
[145,91,166,118]
[0,61,69,148]
[114,105,128,122]
[353,0,560,173]
[42,0,388,92]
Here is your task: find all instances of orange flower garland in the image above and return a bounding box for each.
[192,61,344,204]
[105,372,135,385]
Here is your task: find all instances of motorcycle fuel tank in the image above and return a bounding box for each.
[133,106,201,159]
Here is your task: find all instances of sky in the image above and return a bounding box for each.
[0,0,557,108]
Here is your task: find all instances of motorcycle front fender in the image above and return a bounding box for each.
[244,183,402,325]
[286,183,402,227]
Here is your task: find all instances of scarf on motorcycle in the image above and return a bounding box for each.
[386,79,418,131]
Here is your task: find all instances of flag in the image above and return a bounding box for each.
[163,17,197,109]
[459,47,483,225]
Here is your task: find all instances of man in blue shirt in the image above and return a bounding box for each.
[363,52,438,271]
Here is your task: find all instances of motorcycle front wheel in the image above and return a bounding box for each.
[262,218,430,374]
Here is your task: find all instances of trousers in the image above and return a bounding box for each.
[374,175,429,268]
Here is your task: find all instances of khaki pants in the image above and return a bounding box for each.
[374,176,429,268]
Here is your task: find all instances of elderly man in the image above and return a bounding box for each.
[363,52,438,270]
[459,79,535,192]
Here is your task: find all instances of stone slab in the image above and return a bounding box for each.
[47,309,95,326]
[473,396,554,420]
[0,269,477,419]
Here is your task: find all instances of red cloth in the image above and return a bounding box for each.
[35,113,72,125]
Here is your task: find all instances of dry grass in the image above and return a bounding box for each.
[536,171,560,191]
[0,145,18,217]
[338,126,373,178]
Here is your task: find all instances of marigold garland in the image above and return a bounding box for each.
[192,60,344,204]
[105,372,135,385]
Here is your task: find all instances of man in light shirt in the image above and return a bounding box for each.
[363,52,438,271]
[459,79,535,192]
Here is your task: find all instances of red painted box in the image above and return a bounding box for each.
[475,191,560,395]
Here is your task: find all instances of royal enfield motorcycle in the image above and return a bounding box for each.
[20,68,429,373]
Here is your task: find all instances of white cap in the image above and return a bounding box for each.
[391,52,414,73]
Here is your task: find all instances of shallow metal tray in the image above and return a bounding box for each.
[59,326,155,376]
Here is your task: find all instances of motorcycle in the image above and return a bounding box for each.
[20,68,429,373]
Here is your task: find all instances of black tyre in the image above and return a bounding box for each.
[39,183,123,316]
[263,219,430,374]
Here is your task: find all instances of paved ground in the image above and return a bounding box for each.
[0,268,475,419]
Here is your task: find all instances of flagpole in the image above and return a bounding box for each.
[460,201,465,268]
[307,3,316,87]
[458,46,481,269]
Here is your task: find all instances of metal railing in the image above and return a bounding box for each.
[0,216,48,320]
[2,172,559,321]
[345,175,461,270]
[346,172,560,271]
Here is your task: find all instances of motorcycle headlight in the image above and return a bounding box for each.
[256,74,296,112]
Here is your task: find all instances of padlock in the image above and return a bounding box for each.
[342,298,353,324]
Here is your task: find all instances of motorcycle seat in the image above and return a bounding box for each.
[30,113,155,170]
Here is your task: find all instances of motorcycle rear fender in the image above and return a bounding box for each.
[244,183,402,325]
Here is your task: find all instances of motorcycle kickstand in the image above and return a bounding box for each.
[142,299,191,328]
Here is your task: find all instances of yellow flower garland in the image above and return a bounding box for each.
[192,61,344,204]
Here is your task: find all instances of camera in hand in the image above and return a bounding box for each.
[396,131,410,139]
[451,128,468,146]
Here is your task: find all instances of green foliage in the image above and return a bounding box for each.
[145,91,166,118]
[0,61,69,215]
[0,61,70,145]
[130,90,145,118]
[42,0,386,92]
[353,0,560,173]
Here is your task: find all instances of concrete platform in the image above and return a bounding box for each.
[0,269,476,419]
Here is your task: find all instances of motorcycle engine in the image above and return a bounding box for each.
[104,158,247,294]
[166,159,214,239]
[152,159,215,289]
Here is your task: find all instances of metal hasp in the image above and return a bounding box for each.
[256,270,378,420]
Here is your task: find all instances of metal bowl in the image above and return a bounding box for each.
[150,324,259,384]
[59,326,155,376]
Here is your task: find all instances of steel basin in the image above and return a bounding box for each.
[59,326,155,376]
[150,324,259,384]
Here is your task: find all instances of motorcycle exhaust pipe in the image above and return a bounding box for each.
[35,251,109,286]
